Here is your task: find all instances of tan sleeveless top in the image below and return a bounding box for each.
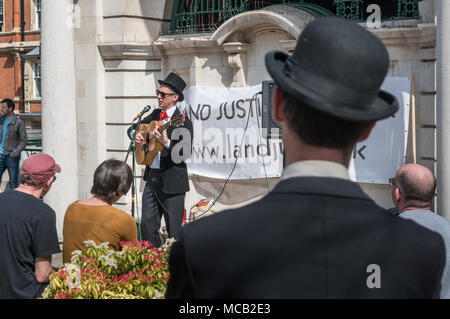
[62,202,137,263]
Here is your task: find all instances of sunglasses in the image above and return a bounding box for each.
[156,90,176,98]
[389,177,403,194]
[388,178,396,187]
[52,175,57,183]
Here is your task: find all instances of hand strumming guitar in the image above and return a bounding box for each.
[134,132,146,145]
[135,122,168,146]
[151,125,169,145]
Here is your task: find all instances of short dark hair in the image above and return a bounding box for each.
[21,173,47,189]
[1,98,15,111]
[397,170,436,207]
[90,159,133,205]
[282,91,372,149]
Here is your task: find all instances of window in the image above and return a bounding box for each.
[169,0,421,34]
[35,0,41,29]
[33,62,41,98]
[0,1,4,31]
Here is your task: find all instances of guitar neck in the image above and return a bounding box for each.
[159,116,182,132]
[159,120,172,132]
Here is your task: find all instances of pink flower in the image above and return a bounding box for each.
[58,270,69,277]
[139,240,151,248]
[55,291,70,299]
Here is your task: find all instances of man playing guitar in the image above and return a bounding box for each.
[128,73,193,247]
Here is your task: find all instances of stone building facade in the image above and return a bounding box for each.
[41,0,439,239]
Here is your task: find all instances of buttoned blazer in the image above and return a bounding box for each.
[166,177,445,298]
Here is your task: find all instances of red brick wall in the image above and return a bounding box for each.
[29,102,40,112]
[0,0,41,112]
[0,54,18,100]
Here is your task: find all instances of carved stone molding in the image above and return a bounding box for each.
[223,42,249,87]
[279,39,296,53]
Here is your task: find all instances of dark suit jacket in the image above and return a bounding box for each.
[128,107,193,194]
[166,177,445,298]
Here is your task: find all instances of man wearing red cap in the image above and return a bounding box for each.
[0,153,61,298]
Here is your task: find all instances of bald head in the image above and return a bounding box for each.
[395,164,436,207]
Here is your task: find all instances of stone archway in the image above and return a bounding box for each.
[211,5,316,45]
[211,5,315,88]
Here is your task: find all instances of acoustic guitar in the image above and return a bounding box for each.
[135,113,185,166]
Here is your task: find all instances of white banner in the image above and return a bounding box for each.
[178,77,410,184]
[348,77,410,183]
[178,85,282,180]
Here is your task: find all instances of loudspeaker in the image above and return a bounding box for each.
[261,80,281,139]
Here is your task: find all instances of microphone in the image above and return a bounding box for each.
[133,105,151,121]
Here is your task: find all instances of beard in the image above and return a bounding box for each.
[39,183,52,199]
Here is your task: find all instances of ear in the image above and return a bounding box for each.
[358,122,376,142]
[273,86,285,123]
[394,186,402,203]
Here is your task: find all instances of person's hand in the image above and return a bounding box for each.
[135,132,145,145]
[153,129,169,145]
[9,151,20,158]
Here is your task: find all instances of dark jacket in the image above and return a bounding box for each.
[166,177,445,299]
[0,114,27,158]
[128,107,193,194]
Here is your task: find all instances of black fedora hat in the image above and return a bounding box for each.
[158,72,187,102]
[265,17,398,122]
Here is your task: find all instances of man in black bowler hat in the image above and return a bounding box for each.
[128,72,193,247]
[166,17,445,298]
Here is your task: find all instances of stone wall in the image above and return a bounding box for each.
[63,0,440,235]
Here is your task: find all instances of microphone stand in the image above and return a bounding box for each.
[125,116,143,219]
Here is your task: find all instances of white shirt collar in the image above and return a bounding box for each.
[281,160,350,181]
[163,105,177,119]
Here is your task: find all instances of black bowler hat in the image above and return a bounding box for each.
[158,72,187,102]
[265,17,398,121]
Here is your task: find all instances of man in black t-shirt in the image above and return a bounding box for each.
[0,153,61,299]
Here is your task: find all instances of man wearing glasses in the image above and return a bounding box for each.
[390,163,450,298]
[128,73,193,247]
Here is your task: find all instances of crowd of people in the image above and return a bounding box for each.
[1,17,450,299]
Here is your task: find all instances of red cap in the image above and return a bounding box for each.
[21,153,61,183]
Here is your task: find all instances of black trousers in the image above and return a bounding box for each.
[141,170,185,247]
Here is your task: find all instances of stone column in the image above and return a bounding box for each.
[41,0,79,239]
[12,51,22,103]
[75,0,106,201]
[437,0,450,218]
